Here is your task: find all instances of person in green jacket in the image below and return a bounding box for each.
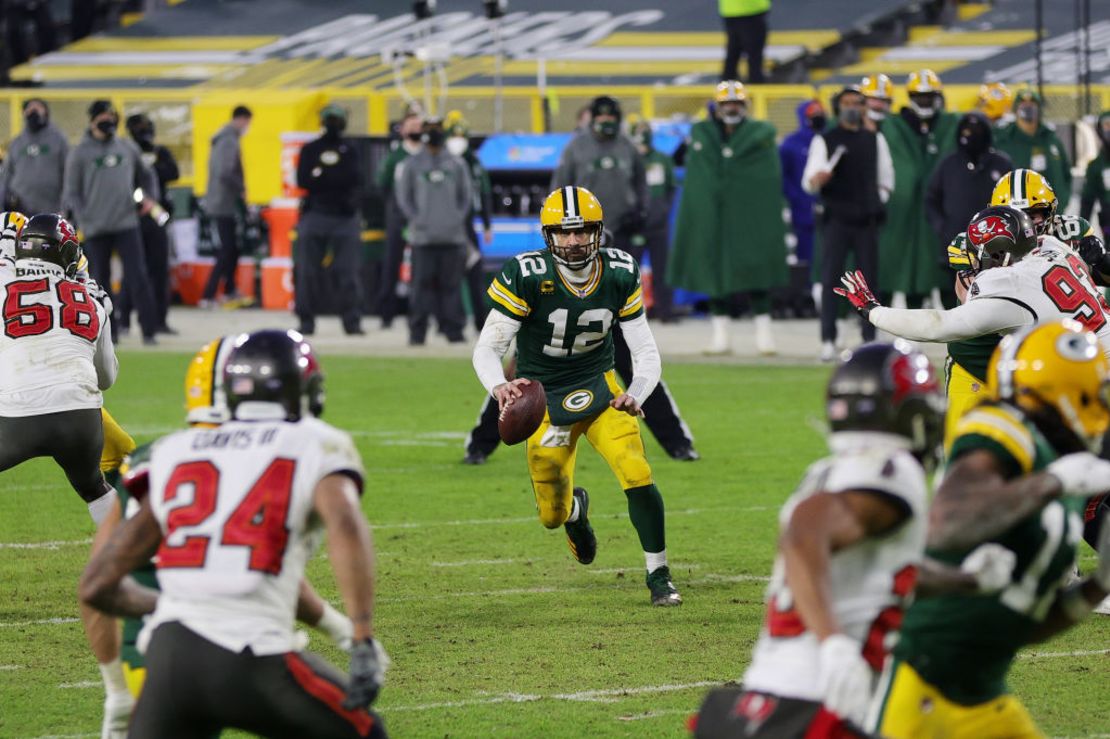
[669,80,788,355]
[878,69,959,308]
[1081,110,1110,242]
[374,111,423,328]
[628,115,678,321]
[993,88,1072,210]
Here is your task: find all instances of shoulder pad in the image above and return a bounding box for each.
[952,403,1035,475]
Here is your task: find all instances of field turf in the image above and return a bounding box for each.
[1,352,1108,738]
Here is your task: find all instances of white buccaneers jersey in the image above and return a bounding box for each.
[139,417,364,656]
[969,243,1110,353]
[0,262,115,417]
[742,434,927,701]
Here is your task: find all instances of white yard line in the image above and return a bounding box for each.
[431,558,528,567]
[0,664,23,670]
[57,680,99,689]
[388,680,718,712]
[27,734,99,739]
[616,708,698,722]
[0,617,79,628]
[1019,648,1110,659]
[373,505,771,531]
[0,538,92,550]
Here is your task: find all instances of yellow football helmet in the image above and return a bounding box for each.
[540,186,604,269]
[907,69,943,94]
[184,334,239,426]
[988,320,1110,449]
[444,109,469,137]
[860,73,893,100]
[991,169,1058,234]
[715,80,747,104]
[977,82,1013,122]
[1,211,27,235]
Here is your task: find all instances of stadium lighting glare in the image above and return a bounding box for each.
[483,0,508,20]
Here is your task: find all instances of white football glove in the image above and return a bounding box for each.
[83,277,114,315]
[316,601,355,653]
[101,690,134,739]
[817,634,872,726]
[960,543,1017,593]
[1046,453,1110,498]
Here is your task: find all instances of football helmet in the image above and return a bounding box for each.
[991,168,1058,234]
[224,329,325,422]
[977,82,1013,122]
[987,320,1110,450]
[715,80,747,104]
[906,69,943,119]
[826,342,944,467]
[540,186,604,270]
[860,73,893,100]
[964,205,1037,272]
[184,334,239,426]
[16,213,81,277]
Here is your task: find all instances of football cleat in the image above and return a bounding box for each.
[564,487,597,565]
[647,565,682,607]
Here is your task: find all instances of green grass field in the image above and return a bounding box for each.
[1,352,1108,738]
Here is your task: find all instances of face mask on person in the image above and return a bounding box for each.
[132,127,154,147]
[593,119,619,138]
[96,119,117,136]
[866,109,886,122]
[25,111,46,132]
[910,95,938,119]
[446,136,469,156]
[423,128,445,147]
[807,115,827,131]
[958,125,990,158]
[323,116,346,136]
[840,108,863,127]
[1017,105,1039,123]
[720,109,745,126]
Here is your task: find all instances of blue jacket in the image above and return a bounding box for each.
[779,100,819,229]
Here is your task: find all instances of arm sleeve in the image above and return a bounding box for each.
[94,306,119,390]
[314,426,366,494]
[472,311,522,395]
[619,313,661,405]
[877,134,894,204]
[801,135,829,195]
[868,298,1032,342]
[395,161,415,221]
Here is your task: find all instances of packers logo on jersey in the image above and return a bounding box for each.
[562,389,594,413]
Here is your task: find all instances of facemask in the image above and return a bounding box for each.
[323,116,346,136]
[132,128,154,147]
[958,126,990,157]
[808,115,827,131]
[1017,106,1038,123]
[405,132,423,142]
[25,111,46,132]
[423,128,445,147]
[96,119,117,136]
[910,99,937,119]
[866,109,886,122]
[593,120,619,138]
[720,111,745,126]
[446,136,469,156]
[840,108,863,127]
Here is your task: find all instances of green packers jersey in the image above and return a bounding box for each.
[895,402,1084,705]
[944,214,1097,381]
[114,442,159,668]
[487,248,644,418]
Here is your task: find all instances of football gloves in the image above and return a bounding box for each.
[960,543,1017,593]
[833,270,880,319]
[816,634,872,726]
[343,638,389,709]
[1046,453,1110,498]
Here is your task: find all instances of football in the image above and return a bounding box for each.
[498,380,546,445]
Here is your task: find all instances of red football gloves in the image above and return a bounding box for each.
[833,270,880,319]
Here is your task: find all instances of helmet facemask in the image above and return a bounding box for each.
[1022,203,1056,235]
[543,221,603,271]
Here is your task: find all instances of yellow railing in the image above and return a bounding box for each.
[3,84,1107,205]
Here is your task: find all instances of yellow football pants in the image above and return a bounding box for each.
[123,662,146,699]
[945,360,986,452]
[526,371,653,529]
[100,408,136,474]
[870,659,1042,739]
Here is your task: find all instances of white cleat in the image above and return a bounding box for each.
[1094,595,1110,616]
[102,690,134,739]
[705,315,731,355]
[820,341,837,363]
[754,314,777,356]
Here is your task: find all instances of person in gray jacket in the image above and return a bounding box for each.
[63,99,160,345]
[551,95,647,253]
[201,104,251,306]
[396,117,472,345]
[0,98,68,213]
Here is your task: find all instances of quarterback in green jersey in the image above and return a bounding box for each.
[473,185,681,606]
[869,321,1110,738]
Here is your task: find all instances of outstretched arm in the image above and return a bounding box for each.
[79,504,162,618]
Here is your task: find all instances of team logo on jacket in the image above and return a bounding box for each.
[731,691,778,728]
[562,389,594,412]
[967,216,1012,246]
[321,150,340,165]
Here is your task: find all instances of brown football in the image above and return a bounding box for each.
[498,380,546,445]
